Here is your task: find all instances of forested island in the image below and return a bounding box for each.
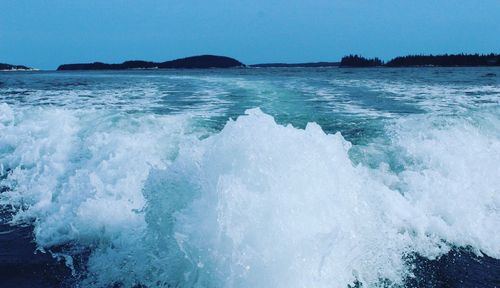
[57,55,244,70]
[339,53,500,68]
[0,63,34,71]
[5,53,500,71]
[386,53,500,67]
[339,55,383,67]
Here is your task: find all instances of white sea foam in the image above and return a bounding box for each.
[388,113,500,258]
[0,104,498,287]
[329,78,500,114]
[0,103,14,124]
[0,104,194,248]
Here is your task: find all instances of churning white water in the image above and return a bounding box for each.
[1,98,498,287]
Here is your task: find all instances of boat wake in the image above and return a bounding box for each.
[0,103,499,287]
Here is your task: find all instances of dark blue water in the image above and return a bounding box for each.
[0,68,499,287]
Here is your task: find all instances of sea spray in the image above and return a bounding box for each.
[0,103,499,287]
[145,108,415,287]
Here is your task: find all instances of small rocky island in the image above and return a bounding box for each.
[57,55,245,70]
[0,63,34,71]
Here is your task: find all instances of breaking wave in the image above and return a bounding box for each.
[0,103,498,287]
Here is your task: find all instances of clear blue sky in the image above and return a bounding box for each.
[1,0,499,70]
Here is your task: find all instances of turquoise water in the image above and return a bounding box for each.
[0,68,499,287]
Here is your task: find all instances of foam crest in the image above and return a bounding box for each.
[1,103,498,287]
[390,113,500,258]
[0,103,14,124]
[143,108,499,287]
[0,103,192,250]
[161,108,415,287]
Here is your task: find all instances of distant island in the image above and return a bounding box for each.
[339,53,500,68]
[57,55,245,70]
[250,62,339,68]
[6,53,500,71]
[339,55,383,67]
[0,63,34,71]
[386,53,500,67]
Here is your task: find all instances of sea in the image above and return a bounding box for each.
[0,67,499,287]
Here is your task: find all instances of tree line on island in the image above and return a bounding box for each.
[339,53,500,67]
[57,55,244,70]
[0,63,34,71]
[1,53,499,71]
[56,53,500,69]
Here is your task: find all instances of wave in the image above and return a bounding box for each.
[0,103,499,287]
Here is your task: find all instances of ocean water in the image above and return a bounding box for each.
[0,68,499,287]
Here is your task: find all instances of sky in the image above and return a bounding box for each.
[1,0,499,70]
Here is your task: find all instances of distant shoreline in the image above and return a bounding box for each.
[0,63,35,71]
[250,62,340,68]
[54,53,500,70]
[2,53,500,71]
[338,54,500,68]
[56,55,245,71]
[53,53,500,70]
